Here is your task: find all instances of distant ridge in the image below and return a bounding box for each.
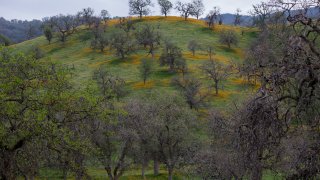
[0,17,42,43]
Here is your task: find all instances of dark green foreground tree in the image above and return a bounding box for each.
[0,46,95,179]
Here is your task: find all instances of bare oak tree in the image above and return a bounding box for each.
[175,1,195,21]
[201,59,230,95]
[172,76,208,109]
[129,0,153,19]
[135,24,161,58]
[219,30,239,48]
[191,0,205,19]
[158,0,173,17]
[110,29,136,59]
[51,14,78,42]
[206,7,220,28]
[187,39,200,56]
[159,40,184,72]
[234,8,242,26]
[139,58,153,84]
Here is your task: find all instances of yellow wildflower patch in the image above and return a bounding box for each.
[76,47,92,56]
[107,16,207,27]
[89,60,109,68]
[142,16,206,26]
[213,25,245,33]
[183,52,209,60]
[123,55,141,65]
[215,90,232,99]
[234,48,245,58]
[107,19,120,26]
[40,43,60,52]
[231,78,261,90]
[214,55,230,64]
[231,78,246,85]
[132,81,155,89]
[160,78,172,86]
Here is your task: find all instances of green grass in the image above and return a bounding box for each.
[36,167,193,180]
[35,167,281,180]
[13,16,258,110]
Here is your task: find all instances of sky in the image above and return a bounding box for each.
[0,0,264,20]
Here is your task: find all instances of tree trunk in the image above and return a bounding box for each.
[141,159,148,179]
[153,158,159,176]
[106,168,114,180]
[189,103,193,109]
[168,167,173,180]
[169,63,174,73]
[107,173,114,180]
[214,81,219,95]
[2,151,16,180]
[251,166,263,180]
[61,32,66,43]
[63,169,68,180]
[151,49,155,60]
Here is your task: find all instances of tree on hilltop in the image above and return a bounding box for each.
[158,0,173,17]
[129,0,153,19]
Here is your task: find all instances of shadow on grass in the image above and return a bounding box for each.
[153,70,177,79]
[246,31,259,38]
[108,57,129,65]
[77,30,93,42]
[121,173,182,180]
[217,45,237,53]
[198,27,215,35]
[48,46,63,54]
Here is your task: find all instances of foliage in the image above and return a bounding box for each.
[0,17,42,43]
[0,34,12,46]
[0,47,95,179]
[43,26,53,44]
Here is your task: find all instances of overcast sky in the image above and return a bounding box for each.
[0,0,264,20]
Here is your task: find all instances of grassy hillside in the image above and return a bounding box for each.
[13,16,258,110]
[12,16,260,179]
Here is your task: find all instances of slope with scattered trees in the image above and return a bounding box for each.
[4,0,319,179]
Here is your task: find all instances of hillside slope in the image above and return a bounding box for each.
[13,16,258,111]
[10,16,262,179]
